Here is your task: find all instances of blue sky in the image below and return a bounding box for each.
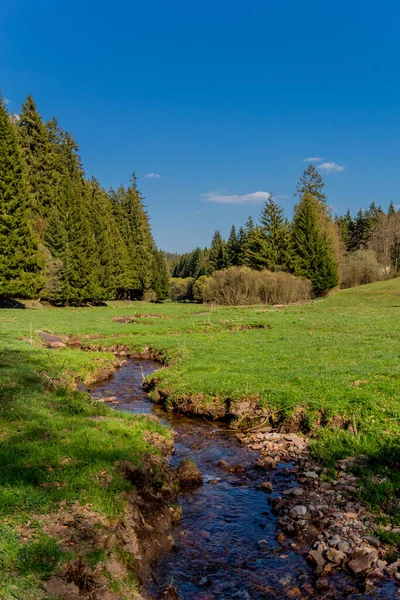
[1,0,399,252]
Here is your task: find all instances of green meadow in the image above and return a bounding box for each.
[1,278,400,595]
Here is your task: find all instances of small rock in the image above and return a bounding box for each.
[260,481,273,493]
[217,460,229,470]
[176,459,203,488]
[309,543,327,569]
[251,443,263,450]
[305,471,318,479]
[277,532,285,543]
[337,541,350,554]
[348,549,378,575]
[326,548,346,565]
[365,535,381,548]
[292,505,307,516]
[258,539,269,550]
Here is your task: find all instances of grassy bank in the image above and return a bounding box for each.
[1,278,399,594]
[0,332,172,598]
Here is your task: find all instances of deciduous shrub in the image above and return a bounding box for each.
[341,250,383,288]
[192,276,211,303]
[170,277,194,302]
[205,267,311,305]
[142,289,157,302]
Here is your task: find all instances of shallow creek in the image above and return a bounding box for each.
[90,360,397,600]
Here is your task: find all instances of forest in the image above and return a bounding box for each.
[0,94,169,304]
[1,92,399,306]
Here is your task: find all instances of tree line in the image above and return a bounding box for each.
[169,165,400,296]
[0,94,169,303]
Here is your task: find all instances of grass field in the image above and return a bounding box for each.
[1,278,400,595]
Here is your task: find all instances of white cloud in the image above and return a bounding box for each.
[203,191,271,205]
[4,98,10,105]
[145,173,161,179]
[304,157,323,162]
[10,113,20,123]
[318,162,345,173]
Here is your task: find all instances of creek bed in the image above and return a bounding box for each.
[90,360,397,600]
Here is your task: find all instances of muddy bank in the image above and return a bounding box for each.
[42,448,181,600]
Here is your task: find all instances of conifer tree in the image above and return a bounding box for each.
[152,249,170,300]
[17,95,54,229]
[292,193,338,295]
[236,226,246,265]
[335,209,352,252]
[226,225,240,267]
[115,175,155,298]
[388,201,396,216]
[295,164,327,206]
[87,178,131,299]
[246,195,292,271]
[0,95,43,298]
[240,216,256,266]
[208,230,227,272]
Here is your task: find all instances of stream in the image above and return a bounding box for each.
[89,360,398,600]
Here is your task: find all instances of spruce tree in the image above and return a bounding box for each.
[388,201,396,216]
[17,95,54,228]
[335,209,352,252]
[87,178,131,299]
[240,216,256,266]
[152,249,170,300]
[208,231,227,272]
[258,195,292,271]
[0,95,43,298]
[226,225,240,267]
[115,174,155,298]
[295,164,327,206]
[292,193,339,295]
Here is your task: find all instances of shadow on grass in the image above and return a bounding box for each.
[0,346,156,519]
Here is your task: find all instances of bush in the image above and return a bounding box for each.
[205,267,311,305]
[341,250,382,288]
[170,277,194,302]
[192,276,211,303]
[142,289,157,302]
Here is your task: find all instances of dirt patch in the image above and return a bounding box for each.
[226,323,271,331]
[112,314,172,324]
[112,316,138,324]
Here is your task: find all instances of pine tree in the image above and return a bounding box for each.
[388,201,396,216]
[208,231,226,272]
[295,164,327,206]
[292,193,339,295]
[0,95,43,298]
[226,225,240,267]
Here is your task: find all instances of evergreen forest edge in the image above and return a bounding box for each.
[1,93,399,306]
